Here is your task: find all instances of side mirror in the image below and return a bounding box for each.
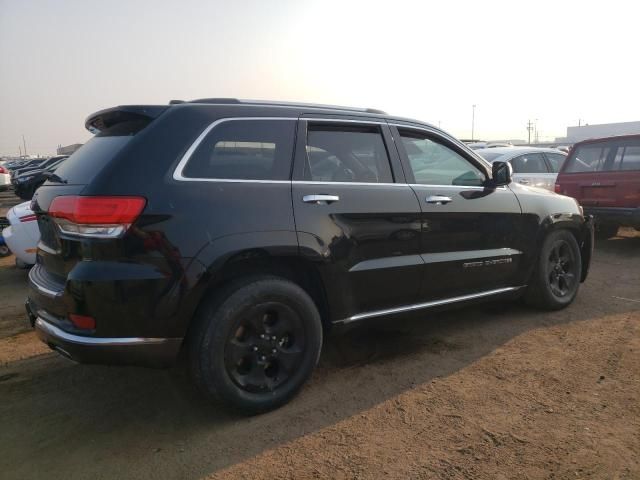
[491,161,512,186]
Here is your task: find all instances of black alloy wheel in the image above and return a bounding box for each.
[225,302,305,393]
[546,239,577,299]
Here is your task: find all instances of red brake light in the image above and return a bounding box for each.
[554,183,561,194]
[0,166,7,174]
[19,214,37,222]
[48,196,146,238]
[69,314,96,330]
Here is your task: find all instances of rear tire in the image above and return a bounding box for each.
[524,230,582,311]
[189,276,323,414]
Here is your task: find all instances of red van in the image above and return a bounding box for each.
[556,134,640,238]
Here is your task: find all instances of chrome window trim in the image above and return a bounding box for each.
[172,117,297,182]
[35,317,176,346]
[336,286,525,325]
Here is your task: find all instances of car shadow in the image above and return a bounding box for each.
[0,235,638,479]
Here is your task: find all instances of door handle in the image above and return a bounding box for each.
[425,195,452,205]
[303,194,340,204]
[519,179,530,184]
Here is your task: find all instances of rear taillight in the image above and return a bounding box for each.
[48,196,146,238]
[0,166,7,174]
[19,214,37,222]
[554,183,561,194]
[69,314,96,330]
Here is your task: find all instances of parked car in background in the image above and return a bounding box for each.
[556,134,640,239]
[5,158,46,171]
[0,164,10,191]
[27,99,593,413]
[0,217,10,257]
[11,155,67,180]
[2,201,39,267]
[13,155,68,200]
[475,146,567,191]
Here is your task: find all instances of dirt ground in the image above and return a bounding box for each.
[0,190,638,480]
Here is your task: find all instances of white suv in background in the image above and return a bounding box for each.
[2,201,39,267]
[475,147,567,191]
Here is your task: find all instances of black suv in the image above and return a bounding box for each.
[28,99,593,412]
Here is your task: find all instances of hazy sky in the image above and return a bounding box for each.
[1,0,639,155]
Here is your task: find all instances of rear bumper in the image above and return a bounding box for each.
[583,206,640,228]
[32,314,182,368]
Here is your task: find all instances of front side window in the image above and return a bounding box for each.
[183,119,296,180]
[511,153,549,173]
[304,124,393,183]
[399,132,485,186]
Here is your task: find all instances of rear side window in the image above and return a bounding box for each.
[564,144,614,173]
[545,152,566,173]
[511,153,548,173]
[183,119,296,180]
[304,124,393,183]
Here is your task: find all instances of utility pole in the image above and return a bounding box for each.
[526,119,535,145]
[19,145,22,157]
[471,105,477,141]
[22,134,27,157]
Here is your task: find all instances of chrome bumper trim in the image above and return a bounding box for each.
[35,317,175,346]
[28,266,63,298]
[338,286,525,325]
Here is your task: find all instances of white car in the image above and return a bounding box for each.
[0,164,10,191]
[2,201,39,266]
[475,147,567,191]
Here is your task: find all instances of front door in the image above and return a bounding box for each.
[392,124,524,302]
[292,118,423,322]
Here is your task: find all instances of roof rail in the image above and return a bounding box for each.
[174,98,387,115]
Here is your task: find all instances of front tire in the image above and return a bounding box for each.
[524,230,582,310]
[189,276,323,413]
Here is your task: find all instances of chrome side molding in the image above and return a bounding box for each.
[336,286,525,325]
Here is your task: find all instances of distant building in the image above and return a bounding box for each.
[555,121,640,144]
[57,143,83,155]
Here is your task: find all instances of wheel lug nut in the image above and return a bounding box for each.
[272,349,277,354]
[260,334,265,339]
[253,346,258,352]
[271,336,276,340]
[260,355,266,361]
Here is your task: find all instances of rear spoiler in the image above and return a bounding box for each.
[85,105,168,134]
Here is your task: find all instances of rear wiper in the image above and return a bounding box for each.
[42,171,67,184]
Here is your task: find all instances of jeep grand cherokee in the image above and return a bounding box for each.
[27,99,594,412]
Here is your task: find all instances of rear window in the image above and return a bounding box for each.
[564,143,614,173]
[52,117,151,185]
[615,144,640,171]
[183,119,296,180]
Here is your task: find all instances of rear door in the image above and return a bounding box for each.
[559,139,640,208]
[391,124,524,302]
[510,152,554,190]
[292,117,423,321]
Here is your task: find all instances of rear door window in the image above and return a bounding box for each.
[183,119,296,180]
[545,152,566,173]
[564,144,614,172]
[304,124,393,183]
[511,153,549,173]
